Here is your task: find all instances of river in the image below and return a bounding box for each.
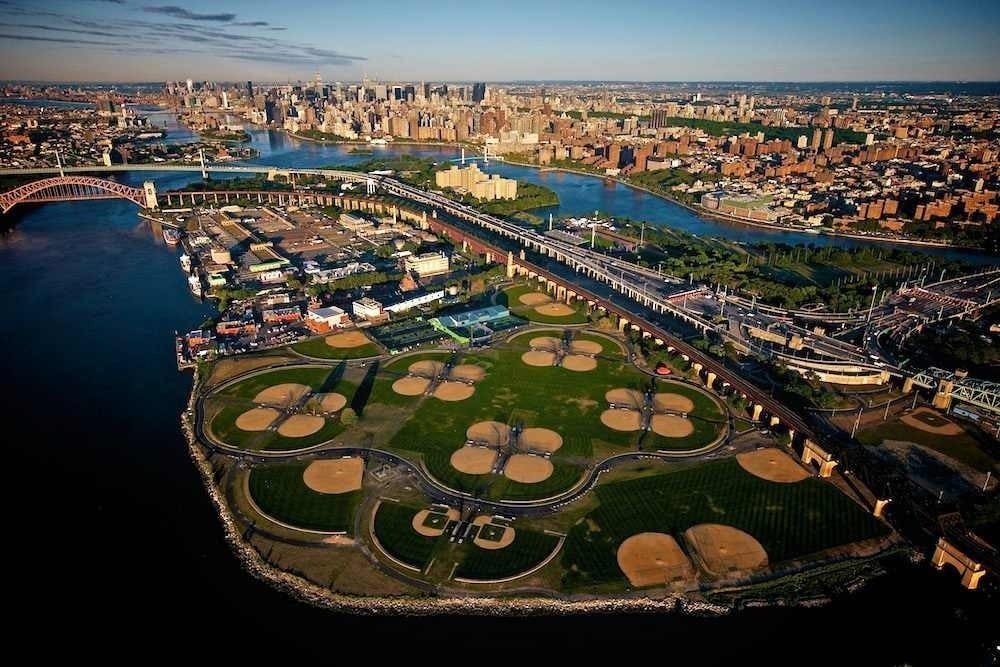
[2,116,996,662]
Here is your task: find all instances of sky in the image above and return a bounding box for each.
[0,0,998,83]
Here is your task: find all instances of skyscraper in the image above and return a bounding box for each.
[650,109,669,129]
[472,82,487,103]
[246,81,253,99]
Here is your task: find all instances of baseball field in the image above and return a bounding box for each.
[248,461,362,533]
[502,283,591,325]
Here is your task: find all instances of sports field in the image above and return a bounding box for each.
[454,529,560,580]
[248,462,361,532]
[208,366,357,451]
[372,501,438,569]
[502,283,590,324]
[291,332,381,360]
[383,330,723,500]
[561,458,889,587]
[857,412,996,473]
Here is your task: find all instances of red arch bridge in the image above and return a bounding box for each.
[0,176,148,214]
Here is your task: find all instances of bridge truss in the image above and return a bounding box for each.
[910,367,1000,415]
[0,176,146,214]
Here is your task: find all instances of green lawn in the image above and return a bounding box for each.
[561,458,889,587]
[248,463,360,532]
[455,529,561,580]
[372,501,438,569]
[501,283,591,324]
[221,366,335,399]
[291,336,381,360]
[857,420,997,472]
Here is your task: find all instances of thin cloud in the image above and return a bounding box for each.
[0,32,119,45]
[143,6,236,22]
[7,23,121,38]
[234,21,269,27]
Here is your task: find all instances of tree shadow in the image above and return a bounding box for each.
[350,361,380,416]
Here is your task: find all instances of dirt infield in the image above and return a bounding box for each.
[472,515,516,550]
[650,414,695,438]
[324,330,370,348]
[607,388,645,409]
[503,454,554,483]
[235,407,280,431]
[653,393,695,413]
[737,448,810,483]
[520,427,563,453]
[276,414,326,437]
[561,354,597,372]
[253,383,310,406]
[901,407,964,436]
[391,376,431,396]
[684,524,768,577]
[449,364,485,382]
[450,446,498,474]
[570,340,603,355]
[535,303,576,317]
[601,409,642,431]
[409,360,445,378]
[466,421,511,446]
[412,508,460,537]
[433,381,475,402]
[522,350,556,367]
[617,532,694,587]
[302,457,364,494]
[318,392,347,412]
[529,336,562,350]
[518,292,551,306]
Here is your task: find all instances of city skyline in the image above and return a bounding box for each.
[1,0,999,82]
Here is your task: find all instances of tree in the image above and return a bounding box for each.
[340,407,358,425]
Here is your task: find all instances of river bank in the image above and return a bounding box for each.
[502,156,983,251]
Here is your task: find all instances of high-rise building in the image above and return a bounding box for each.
[186,78,193,93]
[810,127,822,151]
[246,81,253,99]
[822,128,834,151]
[650,109,669,129]
[472,82,487,103]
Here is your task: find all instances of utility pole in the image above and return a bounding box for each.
[884,399,891,421]
[55,150,65,178]
[851,407,863,439]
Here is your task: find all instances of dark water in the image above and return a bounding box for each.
[2,133,997,662]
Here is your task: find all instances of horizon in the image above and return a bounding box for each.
[2,0,999,82]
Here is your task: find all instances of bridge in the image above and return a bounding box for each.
[906,367,1000,416]
[0,175,155,214]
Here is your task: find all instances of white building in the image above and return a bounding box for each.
[403,251,450,278]
[352,297,384,320]
[384,289,445,314]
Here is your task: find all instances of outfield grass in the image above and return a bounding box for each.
[292,336,381,360]
[501,283,590,324]
[248,463,360,532]
[455,529,561,580]
[221,366,335,399]
[561,458,889,587]
[857,420,997,472]
[372,501,438,569]
[210,373,358,451]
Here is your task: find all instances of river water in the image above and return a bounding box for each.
[2,118,996,661]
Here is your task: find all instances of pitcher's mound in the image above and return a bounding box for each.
[737,449,809,483]
[601,409,642,431]
[450,446,498,475]
[562,354,597,371]
[450,364,485,382]
[503,454,553,483]
[325,331,370,348]
[409,360,445,378]
[466,421,511,446]
[650,414,694,438]
[277,414,325,437]
[518,292,551,306]
[684,524,768,577]
[535,303,575,317]
[433,381,475,402]
[522,350,556,367]
[607,388,645,409]
[392,376,430,396]
[529,336,562,351]
[472,515,516,550]
[318,392,347,412]
[254,383,310,406]
[235,407,280,431]
[570,339,603,355]
[654,393,695,413]
[617,533,694,587]
[520,427,563,453]
[412,507,460,537]
[302,457,364,494]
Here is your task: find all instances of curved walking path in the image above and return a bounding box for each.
[195,342,731,517]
